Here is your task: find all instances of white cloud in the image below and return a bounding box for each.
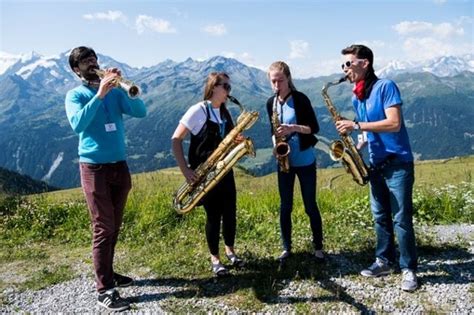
[289,40,309,59]
[392,18,471,61]
[221,51,259,67]
[402,37,467,60]
[393,21,464,38]
[135,15,177,34]
[83,10,127,23]
[433,0,447,4]
[202,24,227,36]
[456,15,474,26]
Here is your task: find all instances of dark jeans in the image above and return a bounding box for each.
[202,171,237,256]
[369,159,417,270]
[80,161,131,293]
[278,162,323,251]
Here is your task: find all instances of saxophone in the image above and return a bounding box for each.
[173,96,259,214]
[322,77,369,186]
[271,91,290,173]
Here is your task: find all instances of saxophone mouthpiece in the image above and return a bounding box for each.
[339,76,348,83]
[227,95,241,106]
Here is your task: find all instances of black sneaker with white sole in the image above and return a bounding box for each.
[97,289,130,311]
[114,272,134,287]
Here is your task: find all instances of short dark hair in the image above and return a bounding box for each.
[68,46,97,70]
[341,44,375,73]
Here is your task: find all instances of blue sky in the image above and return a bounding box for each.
[1,0,473,78]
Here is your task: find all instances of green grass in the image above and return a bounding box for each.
[0,155,473,310]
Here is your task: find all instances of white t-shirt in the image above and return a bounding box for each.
[180,101,224,135]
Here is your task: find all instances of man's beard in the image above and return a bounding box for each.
[81,66,100,82]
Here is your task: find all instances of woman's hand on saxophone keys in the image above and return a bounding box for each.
[276,124,294,137]
[183,167,198,184]
[233,133,245,144]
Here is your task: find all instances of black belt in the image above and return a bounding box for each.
[370,154,397,171]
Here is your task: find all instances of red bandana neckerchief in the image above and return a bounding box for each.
[353,80,365,100]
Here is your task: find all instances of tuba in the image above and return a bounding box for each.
[322,77,369,186]
[271,91,290,173]
[95,69,140,99]
[173,96,259,214]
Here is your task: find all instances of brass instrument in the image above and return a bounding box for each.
[271,91,290,173]
[95,69,140,98]
[173,96,259,214]
[322,77,369,185]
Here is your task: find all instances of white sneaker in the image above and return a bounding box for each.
[401,269,418,292]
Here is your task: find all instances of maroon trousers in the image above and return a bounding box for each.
[80,161,131,293]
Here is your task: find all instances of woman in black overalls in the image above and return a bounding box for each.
[171,72,245,276]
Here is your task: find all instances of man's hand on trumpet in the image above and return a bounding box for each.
[97,68,121,99]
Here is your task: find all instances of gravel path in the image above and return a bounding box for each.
[1,224,473,313]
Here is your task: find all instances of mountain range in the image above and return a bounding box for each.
[0,51,473,188]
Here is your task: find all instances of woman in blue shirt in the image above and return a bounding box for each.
[266,61,324,262]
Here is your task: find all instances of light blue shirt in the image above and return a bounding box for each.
[278,97,316,167]
[65,84,146,163]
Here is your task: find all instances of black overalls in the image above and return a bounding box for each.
[188,103,237,255]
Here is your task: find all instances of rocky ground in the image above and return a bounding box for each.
[1,224,473,313]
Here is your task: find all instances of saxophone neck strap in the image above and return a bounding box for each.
[277,91,292,104]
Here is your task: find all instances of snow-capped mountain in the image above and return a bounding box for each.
[0,50,473,188]
[377,54,474,78]
[0,50,141,93]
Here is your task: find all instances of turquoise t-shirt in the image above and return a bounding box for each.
[65,84,146,163]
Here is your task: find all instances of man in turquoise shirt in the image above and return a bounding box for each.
[65,46,146,311]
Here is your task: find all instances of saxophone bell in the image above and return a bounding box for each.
[95,69,141,99]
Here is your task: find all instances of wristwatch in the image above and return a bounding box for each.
[354,121,361,131]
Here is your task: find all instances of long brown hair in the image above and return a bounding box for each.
[202,72,233,128]
[203,72,230,101]
[267,61,297,92]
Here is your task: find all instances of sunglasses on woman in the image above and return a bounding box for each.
[216,82,232,92]
[341,59,366,70]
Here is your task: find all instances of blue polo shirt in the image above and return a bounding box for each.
[353,79,413,165]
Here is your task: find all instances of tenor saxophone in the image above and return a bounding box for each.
[173,96,259,214]
[322,77,369,185]
[271,91,290,173]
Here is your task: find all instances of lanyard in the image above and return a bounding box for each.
[278,92,292,123]
[207,102,226,138]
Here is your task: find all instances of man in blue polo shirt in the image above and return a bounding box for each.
[65,46,146,310]
[335,44,418,292]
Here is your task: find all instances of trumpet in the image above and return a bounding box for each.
[94,69,140,98]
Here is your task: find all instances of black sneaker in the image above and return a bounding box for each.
[97,289,130,311]
[114,272,134,287]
